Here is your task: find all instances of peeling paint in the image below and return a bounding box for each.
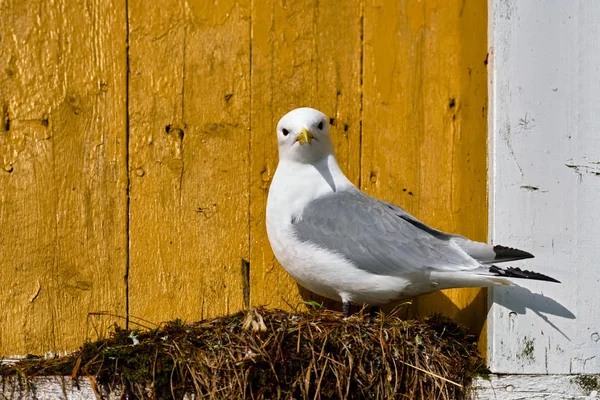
[565,158,600,176]
[517,112,535,131]
[520,185,539,191]
[500,122,524,177]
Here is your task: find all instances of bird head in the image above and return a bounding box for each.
[276,107,334,164]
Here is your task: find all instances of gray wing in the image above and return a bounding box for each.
[381,200,534,264]
[292,190,481,276]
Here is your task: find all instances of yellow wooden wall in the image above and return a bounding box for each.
[0,0,487,356]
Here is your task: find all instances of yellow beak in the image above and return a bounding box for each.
[296,128,314,145]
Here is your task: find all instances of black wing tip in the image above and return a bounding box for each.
[493,245,535,261]
[489,265,561,283]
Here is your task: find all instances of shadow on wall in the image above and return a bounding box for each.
[298,284,575,341]
[493,285,575,340]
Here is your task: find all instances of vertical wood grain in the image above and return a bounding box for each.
[249,0,363,310]
[362,0,488,345]
[127,0,251,323]
[0,0,488,355]
[489,0,599,374]
[0,0,128,355]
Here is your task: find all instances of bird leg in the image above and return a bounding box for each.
[342,301,351,319]
[369,306,380,322]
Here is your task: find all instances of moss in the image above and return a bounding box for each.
[0,308,486,399]
[518,336,535,361]
[573,375,600,394]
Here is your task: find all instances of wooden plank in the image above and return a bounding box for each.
[0,0,489,356]
[249,0,363,310]
[361,0,488,343]
[3,374,599,399]
[127,0,251,324]
[0,376,98,400]
[0,0,128,355]
[488,0,600,374]
[3,373,599,399]
[472,374,600,399]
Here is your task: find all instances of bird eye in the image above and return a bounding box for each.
[318,121,324,130]
[282,128,289,136]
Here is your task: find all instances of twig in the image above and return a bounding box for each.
[398,360,462,388]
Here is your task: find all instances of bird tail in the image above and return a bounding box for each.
[488,265,560,283]
[430,264,560,291]
[451,237,535,264]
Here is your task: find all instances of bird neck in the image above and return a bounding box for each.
[269,155,355,215]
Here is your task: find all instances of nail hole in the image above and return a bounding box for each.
[166,124,184,140]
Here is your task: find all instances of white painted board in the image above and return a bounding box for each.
[0,377,191,400]
[0,377,98,400]
[489,0,600,374]
[3,375,598,399]
[472,374,600,400]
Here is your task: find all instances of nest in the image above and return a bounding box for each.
[0,307,486,399]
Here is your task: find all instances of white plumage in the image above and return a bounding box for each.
[266,107,558,317]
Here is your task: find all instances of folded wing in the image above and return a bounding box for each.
[292,190,482,276]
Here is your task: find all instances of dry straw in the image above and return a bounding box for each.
[0,307,486,399]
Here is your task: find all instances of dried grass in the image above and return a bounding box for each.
[0,307,487,399]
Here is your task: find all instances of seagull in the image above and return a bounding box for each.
[266,107,559,318]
